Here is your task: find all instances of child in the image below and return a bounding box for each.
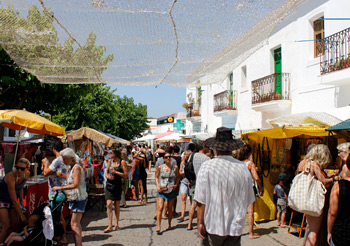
[273,173,288,227]
[2,215,39,246]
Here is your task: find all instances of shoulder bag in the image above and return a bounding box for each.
[288,161,326,217]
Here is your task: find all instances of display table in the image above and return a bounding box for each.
[24,175,49,216]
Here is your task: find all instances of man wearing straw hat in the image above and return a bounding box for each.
[194,127,255,246]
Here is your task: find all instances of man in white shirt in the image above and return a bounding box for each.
[195,127,255,246]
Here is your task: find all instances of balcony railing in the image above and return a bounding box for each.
[214,90,237,112]
[320,27,350,74]
[251,73,290,105]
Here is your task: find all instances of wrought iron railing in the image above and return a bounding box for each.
[320,27,350,74]
[251,73,290,105]
[214,90,237,112]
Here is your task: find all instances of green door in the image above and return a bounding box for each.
[274,48,282,98]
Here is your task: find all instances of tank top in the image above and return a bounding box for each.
[159,164,175,194]
[109,160,123,185]
[67,164,88,201]
[0,173,26,203]
[332,180,350,246]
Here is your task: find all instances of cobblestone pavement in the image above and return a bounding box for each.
[65,170,303,246]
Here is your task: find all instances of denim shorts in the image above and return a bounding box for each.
[180,182,191,196]
[69,199,87,213]
[157,190,177,200]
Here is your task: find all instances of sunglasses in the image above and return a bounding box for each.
[15,166,26,171]
[164,156,171,159]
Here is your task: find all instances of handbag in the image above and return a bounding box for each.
[106,180,116,192]
[288,161,327,217]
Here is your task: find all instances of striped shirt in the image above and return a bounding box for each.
[195,155,255,236]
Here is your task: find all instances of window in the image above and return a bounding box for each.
[241,66,247,88]
[314,17,324,57]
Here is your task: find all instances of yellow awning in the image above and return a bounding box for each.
[242,126,329,141]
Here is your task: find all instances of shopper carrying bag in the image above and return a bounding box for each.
[288,161,326,216]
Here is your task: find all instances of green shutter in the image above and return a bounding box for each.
[274,47,282,98]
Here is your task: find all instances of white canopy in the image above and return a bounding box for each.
[156,132,184,142]
[134,135,156,142]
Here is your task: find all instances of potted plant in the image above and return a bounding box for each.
[182,102,189,112]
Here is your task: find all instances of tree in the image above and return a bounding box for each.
[0,5,148,139]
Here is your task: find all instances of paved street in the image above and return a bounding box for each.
[66,170,303,246]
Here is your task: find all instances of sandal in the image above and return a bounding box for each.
[114,226,121,231]
[104,227,113,233]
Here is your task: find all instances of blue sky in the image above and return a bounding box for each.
[110,84,186,118]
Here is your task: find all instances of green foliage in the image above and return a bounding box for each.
[0,5,148,139]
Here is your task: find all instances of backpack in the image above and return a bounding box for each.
[184,153,196,181]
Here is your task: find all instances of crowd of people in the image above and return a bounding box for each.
[1,126,350,246]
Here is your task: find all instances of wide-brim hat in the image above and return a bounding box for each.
[203,127,244,152]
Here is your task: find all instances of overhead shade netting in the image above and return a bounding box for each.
[0,0,303,87]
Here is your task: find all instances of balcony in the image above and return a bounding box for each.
[319,27,350,85]
[320,27,350,74]
[251,73,291,112]
[186,103,201,121]
[213,90,237,117]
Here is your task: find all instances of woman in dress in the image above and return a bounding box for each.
[237,144,263,239]
[328,157,350,246]
[103,149,128,232]
[155,152,180,234]
[52,148,88,246]
[297,144,338,246]
[0,158,30,244]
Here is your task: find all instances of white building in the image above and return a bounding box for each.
[185,0,350,134]
[156,112,187,135]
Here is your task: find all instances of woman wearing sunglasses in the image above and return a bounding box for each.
[0,158,30,244]
[155,152,180,234]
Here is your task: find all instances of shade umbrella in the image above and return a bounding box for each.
[0,109,66,166]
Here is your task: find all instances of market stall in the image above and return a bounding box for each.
[241,126,340,221]
[0,109,65,217]
[66,127,129,181]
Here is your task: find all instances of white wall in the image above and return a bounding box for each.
[186,0,350,133]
